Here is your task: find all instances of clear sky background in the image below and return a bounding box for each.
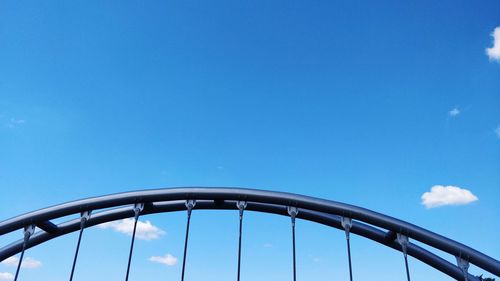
[0,1,499,281]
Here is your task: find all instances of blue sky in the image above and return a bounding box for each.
[0,1,499,280]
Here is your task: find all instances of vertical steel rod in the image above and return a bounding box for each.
[404,253,411,281]
[13,243,26,281]
[397,234,411,281]
[125,204,142,281]
[14,226,34,281]
[292,221,296,281]
[236,201,246,281]
[69,212,89,281]
[69,226,84,281]
[346,236,353,281]
[341,217,353,281]
[181,200,195,281]
[287,206,298,281]
[237,215,243,281]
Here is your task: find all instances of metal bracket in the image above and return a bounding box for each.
[287,206,298,226]
[287,206,298,217]
[80,210,92,228]
[133,203,144,217]
[456,256,470,281]
[236,201,247,217]
[236,200,247,210]
[81,210,92,221]
[23,225,35,240]
[341,217,352,239]
[397,233,409,257]
[185,200,196,215]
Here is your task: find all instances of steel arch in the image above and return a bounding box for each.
[0,187,498,280]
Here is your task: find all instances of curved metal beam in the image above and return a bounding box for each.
[0,187,498,278]
[0,200,479,281]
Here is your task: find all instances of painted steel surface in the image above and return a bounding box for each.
[0,187,498,280]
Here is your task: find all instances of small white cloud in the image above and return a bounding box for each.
[495,125,500,139]
[486,27,500,62]
[149,254,178,266]
[6,118,25,129]
[421,185,478,208]
[0,257,17,267]
[263,243,273,248]
[1,257,41,269]
[98,218,165,241]
[448,107,460,117]
[0,272,14,281]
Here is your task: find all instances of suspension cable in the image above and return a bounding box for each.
[236,201,247,281]
[69,211,91,281]
[341,217,353,281]
[287,206,298,281]
[397,233,411,281]
[14,225,35,281]
[181,200,196,281]
[125,203,144,281]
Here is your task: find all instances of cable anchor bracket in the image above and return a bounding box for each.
[287,206,299,226]
[80,210,92,228]
[397,233,410,257]
[456,256,470,281]
[185,200,196,215]
[341,217,352,240]
[236,201,247,217]
[23,225,35,241]
[133,203,144,218]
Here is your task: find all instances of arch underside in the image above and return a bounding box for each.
[0,187,498,280]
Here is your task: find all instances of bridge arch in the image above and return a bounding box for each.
[0,187,498,280]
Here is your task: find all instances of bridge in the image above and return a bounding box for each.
[0,187,498,281]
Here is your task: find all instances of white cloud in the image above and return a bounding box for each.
[421,185,478,208]
[0,257,17,267]
[495,125,500,139]
[448,107,460,117]
[98,218,165,241]
[0,272,14,281]
[6,118,25,129]
[1,257,41,269]
[486,27,500,62]
[263,243,273,248]
[149,254,178,266]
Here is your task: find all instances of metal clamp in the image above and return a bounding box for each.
[236,201,247,217]
[81,210,92,221]
[456,256,470,281]
[287,206,298,226]
[397,233,409,257]
[23,225,35,241]
[80,210,92,228]
[185,200,196,215]
[341,217,352,239]
[133,203,144,217]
